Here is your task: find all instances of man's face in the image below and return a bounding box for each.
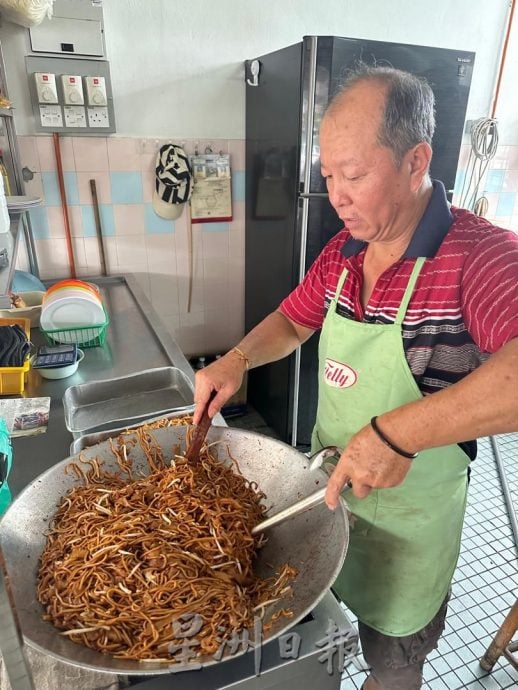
[320,82,417,244]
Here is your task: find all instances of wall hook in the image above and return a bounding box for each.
[247,59,260,87]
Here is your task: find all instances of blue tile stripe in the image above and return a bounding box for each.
[495,192,516,217]
[63,171,79,205]
[41,171,79,206]
[80,204,115,237]
[232,170,245,202]
[485,169,505,194]
[110,171,143,204]
[199,222,229,232]
[28,206,49,239]
[41,171,60,206]
[144,203,175,234]
[100,204,115,236]
[81,205,96,237]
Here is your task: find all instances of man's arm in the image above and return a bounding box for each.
[193,310,315,423]
[326,337,518,508]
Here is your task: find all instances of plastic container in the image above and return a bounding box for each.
[12,270,46,293]
[0,291,44,327]
[0,316,31,394]
[30,349,84,380]
[40,304,109,348]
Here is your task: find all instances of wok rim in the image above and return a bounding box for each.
[1,426,349,676]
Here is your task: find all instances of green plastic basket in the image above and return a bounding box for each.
[40,305,109,348]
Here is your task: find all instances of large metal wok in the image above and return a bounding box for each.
[0,426,349,676]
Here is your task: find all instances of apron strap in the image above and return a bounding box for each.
[395,257,426,325]
[332,268,349,305]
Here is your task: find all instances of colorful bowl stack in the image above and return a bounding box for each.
[40,280,106,344]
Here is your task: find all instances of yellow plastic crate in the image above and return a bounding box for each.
[0,317,31,394]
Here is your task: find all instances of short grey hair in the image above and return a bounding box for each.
[329,64,436,165]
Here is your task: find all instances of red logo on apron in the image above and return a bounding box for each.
[324,358,358,388]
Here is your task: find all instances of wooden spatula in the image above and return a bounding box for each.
[185,390,218,464]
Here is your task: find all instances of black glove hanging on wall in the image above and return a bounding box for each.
[0,325,30,366]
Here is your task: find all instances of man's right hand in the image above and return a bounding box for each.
[193,351,247,424]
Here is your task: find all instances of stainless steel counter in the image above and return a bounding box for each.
[4,276,355,690]
[9,274,196,498]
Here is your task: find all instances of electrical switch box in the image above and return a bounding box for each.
[28,0,105,58]
[61,74,84,105]
[84,76,107,106]
[34,72,58,103]
[26,56,115,134]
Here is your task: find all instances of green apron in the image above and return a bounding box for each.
[312,257,469,636]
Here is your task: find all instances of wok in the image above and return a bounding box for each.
[0,426,349,676]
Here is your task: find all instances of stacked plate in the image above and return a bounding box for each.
[40,280,105,336]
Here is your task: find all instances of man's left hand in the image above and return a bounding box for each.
[325,423,412,509]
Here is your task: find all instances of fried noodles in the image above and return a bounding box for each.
[37,423,297,661]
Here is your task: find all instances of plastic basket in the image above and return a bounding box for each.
[40,306,109,348]
[0,316,31,394]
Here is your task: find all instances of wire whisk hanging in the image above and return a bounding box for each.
[458,117,499,214]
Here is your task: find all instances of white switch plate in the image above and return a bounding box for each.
[84,75,107,106]
[34,72,58,104]
[61,75,84,105]
[64,105,87,127]
[39,104,63,127]
[87,106,110,128]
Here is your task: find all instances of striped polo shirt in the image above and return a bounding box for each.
[279,181,518,457]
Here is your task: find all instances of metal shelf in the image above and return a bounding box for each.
[0,212,21,308]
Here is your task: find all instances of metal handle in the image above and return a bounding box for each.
[252,447,349,535]
[308,445,342,471]
[252,487,328,534]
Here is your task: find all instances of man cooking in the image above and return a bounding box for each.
[193,65,518,689]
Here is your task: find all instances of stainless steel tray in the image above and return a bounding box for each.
[69,409,195,455]
[63,366,194,433]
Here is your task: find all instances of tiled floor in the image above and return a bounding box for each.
[229,411,518,689]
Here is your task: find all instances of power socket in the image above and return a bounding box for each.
[87,106,110,128]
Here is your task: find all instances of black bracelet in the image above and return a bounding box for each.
[370,416,418,460]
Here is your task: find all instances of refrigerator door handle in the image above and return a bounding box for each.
[291,195,311,447]
[299,36,318,195]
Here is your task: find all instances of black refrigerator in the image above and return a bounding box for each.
[244,35,474,448]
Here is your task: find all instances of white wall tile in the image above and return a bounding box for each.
[73,137,109,172]
[17,136,40,171]
[115,235,147,267]
[35,238,73,279]
[113,204,145,235]
[107,137,141,171]
[228,140,245,171]
[149,273,180,316]
[46,206,66,238]
[202,230,229,259]
[145,234,177,272]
